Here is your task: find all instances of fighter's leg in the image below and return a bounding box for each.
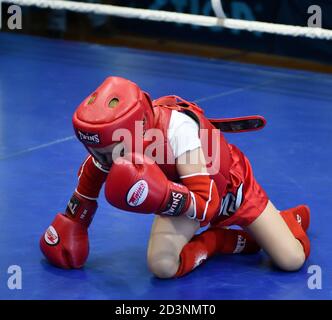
[147,214,200,279]
[147,214,261,279]
[246,200,310,271]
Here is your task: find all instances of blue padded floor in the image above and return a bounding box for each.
[0,33,331,300]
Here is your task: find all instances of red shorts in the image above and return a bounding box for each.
[210,144,269,228]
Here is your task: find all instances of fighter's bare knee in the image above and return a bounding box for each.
[147,254,179,279]
[275,247,306,271]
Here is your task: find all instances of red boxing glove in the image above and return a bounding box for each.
[105,153,191,216]
[40,193,97,269]
[40,155,108,269]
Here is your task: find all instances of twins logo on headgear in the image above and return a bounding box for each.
[72,76,155,149]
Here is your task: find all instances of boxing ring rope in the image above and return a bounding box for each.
[3,0,332,40]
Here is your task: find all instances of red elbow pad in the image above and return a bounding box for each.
[76,156,109,199]
[181,174,220,226]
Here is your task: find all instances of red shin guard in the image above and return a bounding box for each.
[280,208,311,259]
[175,228,260,278]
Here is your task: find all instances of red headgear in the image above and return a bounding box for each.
[72,77,154,150]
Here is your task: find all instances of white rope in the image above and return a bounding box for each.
[211,0,226,19]
[3,0,332,40]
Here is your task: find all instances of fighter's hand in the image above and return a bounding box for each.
[40,193,97,269]
[105,153,191,216]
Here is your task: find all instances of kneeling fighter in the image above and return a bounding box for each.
[40,77,310,278]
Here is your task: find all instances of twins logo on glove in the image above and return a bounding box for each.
[44,226,59,246]
[162,191,188,216]
[125,179,187,216]
[126,180,149,207]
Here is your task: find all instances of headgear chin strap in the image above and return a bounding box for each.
[72,76,154,150]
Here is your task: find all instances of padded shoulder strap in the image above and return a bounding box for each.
[153,96,266,133]
[209,115,266,133]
